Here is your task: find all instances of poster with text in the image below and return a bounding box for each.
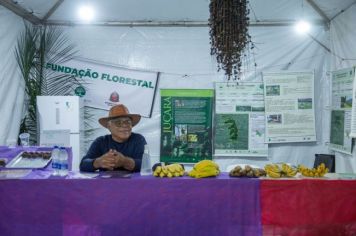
[160,89,213,163]
[330,68,354,154]
[46,59,159,118]
[350,67,356,138]
[214,82,268,156]
[263,71,316,143]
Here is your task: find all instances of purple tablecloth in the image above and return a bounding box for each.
[0,146,72,171]
[0,173,262,236]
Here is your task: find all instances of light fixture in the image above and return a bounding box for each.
[295,20,311,34]
[78,5,94,22]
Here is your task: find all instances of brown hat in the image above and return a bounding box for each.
[98,104,141,128]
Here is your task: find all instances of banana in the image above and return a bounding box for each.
[281,163,290,173]
[286,168,297,177]
[167,165,175,172]
[266,170,281,178]
[152,163,186,177]
[155,166,162,173]
[299,163,328,177]
[265,164,280,173]
[188,160,220,178]
[161,166,168,175]
[264,163,298,178]
[194,160,219,171]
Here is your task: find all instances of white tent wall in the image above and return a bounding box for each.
[0,6,25,146]
[64,24,330,171]
[330,3,356,173]
[2,3,355,172]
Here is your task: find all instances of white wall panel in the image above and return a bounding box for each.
[65,24,331,170]
[0,6,25,145]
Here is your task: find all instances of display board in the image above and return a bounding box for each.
[263,71,316,143]
[46,59,159,118]
[160,89,213,163]
[214,82,268,156]
[350,67,356,138]
[330,67,354,154]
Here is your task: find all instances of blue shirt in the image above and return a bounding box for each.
[80,133,147,172]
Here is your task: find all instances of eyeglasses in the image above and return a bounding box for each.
[110,119,132,127]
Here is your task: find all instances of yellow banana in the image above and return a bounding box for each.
[266,170,281,178]
[155,166,162,173]
[194,160,219,170]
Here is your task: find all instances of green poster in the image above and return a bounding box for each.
[330,110,345,146]
[160,89,213,163]
[215,114,249,150]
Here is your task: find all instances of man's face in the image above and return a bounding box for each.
[108,117,133,142]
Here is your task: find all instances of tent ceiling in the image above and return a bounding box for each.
[1,0,355,26]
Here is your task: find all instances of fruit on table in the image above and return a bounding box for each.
[153,163,185,177]
[298,163,329,177]
[264,163,298,178]
[229,165,266,178]
[188,160,220,178]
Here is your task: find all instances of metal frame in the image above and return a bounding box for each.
[306,0,330,29]
[1,0,354,28]
[44,19,326,27]
[42,0,64,21]
[0,0,41,24]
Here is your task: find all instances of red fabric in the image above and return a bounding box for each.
[261,180,356,236]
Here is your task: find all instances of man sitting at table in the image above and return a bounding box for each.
[80,104,147,172]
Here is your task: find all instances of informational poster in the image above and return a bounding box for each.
[263,72,316,143]
[46,59,159,118]
[214,82,268,156]
[350,67,356,137]
[160,89,213,163]
[330,68,354,154]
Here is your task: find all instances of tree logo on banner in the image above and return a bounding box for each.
[75,86,86,97]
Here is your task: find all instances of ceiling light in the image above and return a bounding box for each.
[295,20,311,34]
[78,5,94,22]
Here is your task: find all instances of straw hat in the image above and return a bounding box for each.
[98,104,141,128]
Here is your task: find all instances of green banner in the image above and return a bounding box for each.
[160,89,213,163]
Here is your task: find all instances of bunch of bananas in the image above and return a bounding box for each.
[298,163,329,177]
[229,165,266,178]
[188,160,220,178]
[264,163,297,178]
[153,163,185,178]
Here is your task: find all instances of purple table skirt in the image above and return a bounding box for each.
[0,173,262,236]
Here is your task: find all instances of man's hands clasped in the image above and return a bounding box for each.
[93,149,128,170]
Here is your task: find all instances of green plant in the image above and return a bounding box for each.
[15,22,80,144]
[209,0,255,80]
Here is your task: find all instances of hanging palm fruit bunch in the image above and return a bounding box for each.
[209,0,254,80]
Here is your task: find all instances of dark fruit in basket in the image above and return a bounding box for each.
[42,152,51,159]
[22,152,29,158]
[0,159,6,167]
[151,163,162,171]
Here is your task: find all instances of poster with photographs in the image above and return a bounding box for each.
[330,68,354,154]
[160,89,213,163]
[214,82,268,156]
[263,71,316,143]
